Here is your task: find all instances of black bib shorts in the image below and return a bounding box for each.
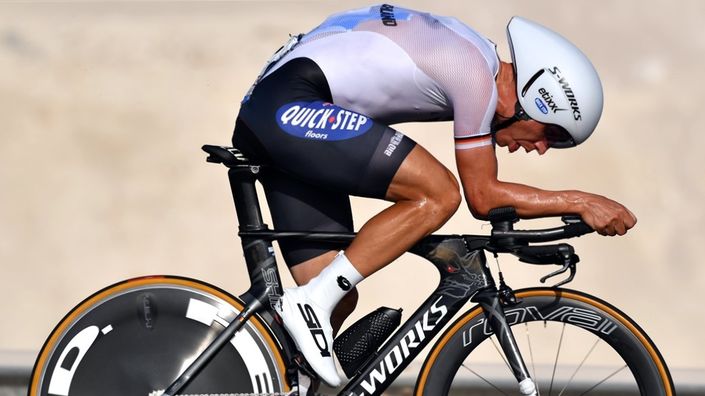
[232,57,416,267]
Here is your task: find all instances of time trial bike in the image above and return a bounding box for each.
[28,145,675,396]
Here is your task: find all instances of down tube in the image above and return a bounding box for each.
[340,244,493,396]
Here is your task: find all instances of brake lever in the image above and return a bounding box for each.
[540,253,580,287]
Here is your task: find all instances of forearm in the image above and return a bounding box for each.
[454,145,635,235]
[463,179,594,220]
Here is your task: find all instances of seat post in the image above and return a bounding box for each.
[227,166,266,231]
[227,165,284,308]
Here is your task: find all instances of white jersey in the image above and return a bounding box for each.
[265,4,500,150]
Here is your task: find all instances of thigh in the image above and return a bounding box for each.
[235,58,416,199]
[261,168,353,267]
[244,100,416,199]
[385,144,460,202]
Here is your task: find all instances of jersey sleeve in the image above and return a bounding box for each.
[426,39,498,150]
[447,62,497,150]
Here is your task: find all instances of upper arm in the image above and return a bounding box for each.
[455,144,500,218]
[448,64,497,148]
[437,41,497,147]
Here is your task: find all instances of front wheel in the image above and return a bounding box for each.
[415,288,674,396]
[29,276,289,396]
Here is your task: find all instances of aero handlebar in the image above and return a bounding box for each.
[488,207,594,246]
[485,207,594,287]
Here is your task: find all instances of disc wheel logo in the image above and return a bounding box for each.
[337,276,351,291]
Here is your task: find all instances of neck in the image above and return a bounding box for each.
[495,61,518,119]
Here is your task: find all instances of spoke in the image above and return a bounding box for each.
[578,365,628,396]
[461,363,510,396]
[548,323,566,396]
[558,338,600,396]
[525,323,541,396]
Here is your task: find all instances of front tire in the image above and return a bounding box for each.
[29,276,289,396]
[415,288,674,396]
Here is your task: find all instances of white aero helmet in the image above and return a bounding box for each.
[506,16,604,148]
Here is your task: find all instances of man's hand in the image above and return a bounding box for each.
[577,193,637,236]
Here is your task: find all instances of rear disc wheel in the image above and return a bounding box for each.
[29,276,288,396]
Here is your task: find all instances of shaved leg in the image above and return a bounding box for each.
[284,145,459,333]
[346,145,461,276]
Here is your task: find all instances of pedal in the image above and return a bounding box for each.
[333,307,402,378]
[289,353,318,381]
[293,370,318,396]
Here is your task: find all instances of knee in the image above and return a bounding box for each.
[441,171,462,215]
[424,171,462,224]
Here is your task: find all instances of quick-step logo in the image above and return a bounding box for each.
[276,101,373,141]
[351,296,448,395]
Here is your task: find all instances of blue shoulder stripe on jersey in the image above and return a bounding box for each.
[327,13,373,30]
[310,5,413,32]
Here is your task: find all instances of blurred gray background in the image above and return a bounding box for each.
[1,0,703,394]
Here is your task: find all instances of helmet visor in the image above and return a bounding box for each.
[544,124,576,148]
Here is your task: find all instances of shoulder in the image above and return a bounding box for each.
[431,14,500,76]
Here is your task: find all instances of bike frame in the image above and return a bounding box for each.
[163,162,533,396]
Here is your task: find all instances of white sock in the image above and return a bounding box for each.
[301,251,363,313]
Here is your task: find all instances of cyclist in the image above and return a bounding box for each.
[231,4,636,387]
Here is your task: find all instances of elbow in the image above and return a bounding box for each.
[464,178,510,220]
[468,200,493,220]
[465,188,496,220]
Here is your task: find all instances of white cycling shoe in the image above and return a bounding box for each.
[276,287,341,387]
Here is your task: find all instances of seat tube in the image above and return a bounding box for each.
[227,167,283,307]
[473,289,537,395]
